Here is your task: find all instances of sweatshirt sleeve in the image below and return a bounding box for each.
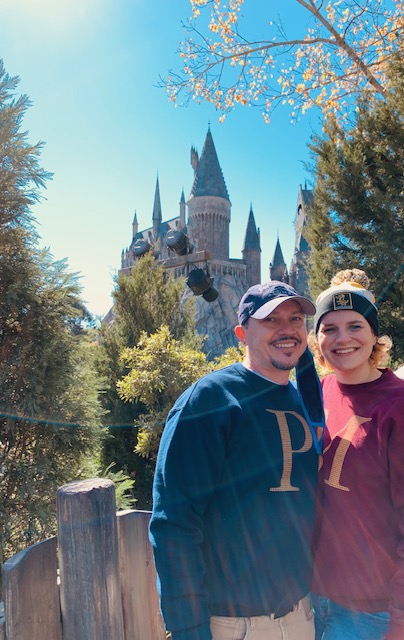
[149,383,229,639]
[386,407,404,640]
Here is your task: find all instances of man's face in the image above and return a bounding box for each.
[236,299,308,383]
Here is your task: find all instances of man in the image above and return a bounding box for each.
[149,281,323,640]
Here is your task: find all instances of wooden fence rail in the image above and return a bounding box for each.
[0,478,166,640]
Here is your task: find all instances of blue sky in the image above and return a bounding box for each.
[1,0,323,317]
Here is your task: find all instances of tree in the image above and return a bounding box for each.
[96,253,199,508]
[118,325,211,459]
[0,60,104,568]
[0,250,104,565]
[306,59,404,361]
[165,0,403,122]
[117,325,245,462]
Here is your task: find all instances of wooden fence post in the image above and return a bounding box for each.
[2,537,61,640]
[57,478,125,640]
[117,510,166,640]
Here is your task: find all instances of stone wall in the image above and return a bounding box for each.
[184,273,248,359]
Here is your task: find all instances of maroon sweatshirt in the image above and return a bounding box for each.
[312,369,404,640]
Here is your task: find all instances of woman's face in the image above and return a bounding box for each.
[317,309,376,379]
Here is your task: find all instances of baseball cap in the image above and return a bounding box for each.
[238,281,316,325]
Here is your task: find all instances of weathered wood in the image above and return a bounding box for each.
[0,601,5,640]
[2,537,62,640]
[57,478,125,640]
[117,510,166,640]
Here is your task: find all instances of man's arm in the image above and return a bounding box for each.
[149,385,227,640]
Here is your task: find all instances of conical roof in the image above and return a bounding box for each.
[190,128,229,199]
[243,205,260,250]
[271,237,286,267]
[152,176,162,229]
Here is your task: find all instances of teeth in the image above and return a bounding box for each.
[335,348,356,354]
[275,342,295,349]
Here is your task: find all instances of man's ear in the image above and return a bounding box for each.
[234,324,246,344]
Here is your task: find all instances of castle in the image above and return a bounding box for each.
[119,128,311,357]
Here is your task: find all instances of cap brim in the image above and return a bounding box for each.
[251,296,316,319]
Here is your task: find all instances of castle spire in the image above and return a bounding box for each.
[271,237,286,268]
[179,188,186,228]
[270,237,288,283]
[190,128,229,200]
[243,203,261,251]
[132,210,138,237]
[152,175,162,233]
[242,203,261,287]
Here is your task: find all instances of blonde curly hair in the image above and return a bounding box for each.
[309,268,392,371]
[330,268,370,289]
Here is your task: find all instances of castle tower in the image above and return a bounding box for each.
[242,204,261,287]
[289,183,312,295]
[179,189,186,229]
[132,211,138,237]
[270,236,288,282]
[152,176,162,236]
[187,128,231,261]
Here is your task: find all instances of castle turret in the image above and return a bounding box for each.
[270,236,288,282]
[132,210,138,238]
[289,183,312,295]
[242,204,261,287]
[179,188,186,229]
[187,127,231,261]
[152,176,162,236]
[191,146,199,172]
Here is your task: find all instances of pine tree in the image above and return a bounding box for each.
[0,60,103,567]
[306,59,404,360]
[117,326,244,463]
[96,252,199,508]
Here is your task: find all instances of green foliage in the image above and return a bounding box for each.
[96,253,199,508]
[117,326,244,461]
[211,343,245,370]
[0,60,104,570]
[306,59,404,360]
[101,463,136,511]
[118,325,210,459]
[119,325,208,407]
[0,253,104,565]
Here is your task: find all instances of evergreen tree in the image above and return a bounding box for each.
[117,325,244,463]
[96,252,199,508]
[306,59,404,361]
[0,60,103,566]
[118,325,211,461]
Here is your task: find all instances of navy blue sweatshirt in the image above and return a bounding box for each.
[149,363,318,639]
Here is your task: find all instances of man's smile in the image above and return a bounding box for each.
[272,338,300,349]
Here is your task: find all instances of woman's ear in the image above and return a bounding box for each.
[234,324,246,344]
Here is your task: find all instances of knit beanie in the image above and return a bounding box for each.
[314,282,378,335]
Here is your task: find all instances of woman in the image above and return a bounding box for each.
[310,269,404,640]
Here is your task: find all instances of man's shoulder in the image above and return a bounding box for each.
[200,362,245,383]
[183,362,246,399]
[166,363,246,425]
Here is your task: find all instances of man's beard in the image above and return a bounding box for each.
[270,356,299,371]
